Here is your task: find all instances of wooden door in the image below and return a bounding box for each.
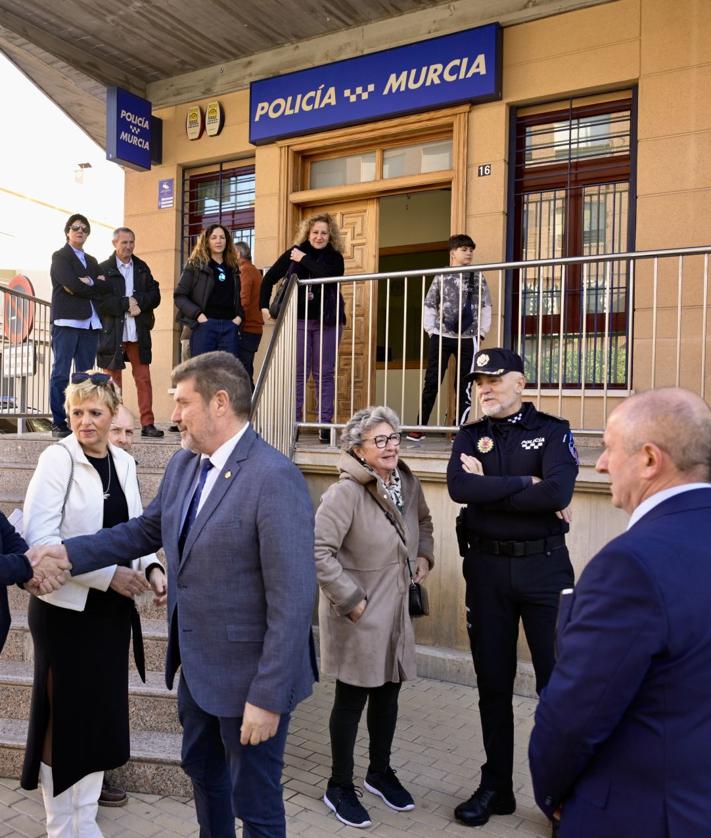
[303,199,378,424]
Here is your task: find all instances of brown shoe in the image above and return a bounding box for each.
[99,780,127,807]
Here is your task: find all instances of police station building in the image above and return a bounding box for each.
[3,0,709,681]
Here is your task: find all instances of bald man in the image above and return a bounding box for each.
[109,404,136,452]
[529,388,711,838]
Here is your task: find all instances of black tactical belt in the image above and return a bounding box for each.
[471,534,566,557]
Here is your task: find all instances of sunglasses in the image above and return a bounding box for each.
[70,224,89,233]
[71,372,111,385]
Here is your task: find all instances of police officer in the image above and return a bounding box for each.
[447,348,578,829]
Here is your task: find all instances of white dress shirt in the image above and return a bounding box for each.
[627,482,711,530]
[117,256,138,342]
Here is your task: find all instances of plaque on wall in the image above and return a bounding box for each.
[186,106,204,140]
[205,101,224,136]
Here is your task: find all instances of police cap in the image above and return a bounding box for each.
[465,348,524,381]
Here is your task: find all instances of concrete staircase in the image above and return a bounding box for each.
[0,432,192,795]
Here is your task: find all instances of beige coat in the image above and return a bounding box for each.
[315,453,434,687]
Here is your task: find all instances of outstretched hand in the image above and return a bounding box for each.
[26,544,72,591]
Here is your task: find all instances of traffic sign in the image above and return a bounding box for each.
[3,275,35,345]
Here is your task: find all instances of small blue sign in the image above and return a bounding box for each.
[106,87,152,171]
[158,178,174,209]
[249,23,501,145]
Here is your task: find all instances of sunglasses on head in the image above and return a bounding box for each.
[71,372,111,385]
[69,224,89,232]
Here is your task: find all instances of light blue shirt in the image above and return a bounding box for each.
[54,246,102,330]
[627,483,711,530]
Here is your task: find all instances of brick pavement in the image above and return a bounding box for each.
[0,676,550,837]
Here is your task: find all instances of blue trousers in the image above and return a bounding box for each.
[178,675,290,838]
[190,319,240,359]
[49,325,100,427]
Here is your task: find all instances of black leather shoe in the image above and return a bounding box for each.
[98,779,127,807]
[51,424,71,438]
[141,423,164,438]
[454,787,516,827]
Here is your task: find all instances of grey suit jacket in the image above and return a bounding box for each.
[64,425,318,717]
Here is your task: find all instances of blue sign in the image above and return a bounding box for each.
[106,87,152,171]
[158,178,174,209]
[249,23,501,145]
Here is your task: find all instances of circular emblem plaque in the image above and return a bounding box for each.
[477,436,494,454]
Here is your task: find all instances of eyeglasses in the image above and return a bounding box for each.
[71,372,111,385]
[69,224,89,233]
[363,433,401,448]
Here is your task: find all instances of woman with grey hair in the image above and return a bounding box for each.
[315,406,434,828]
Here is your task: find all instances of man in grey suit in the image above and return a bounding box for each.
[31,351,318,837]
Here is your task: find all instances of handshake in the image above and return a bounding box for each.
[24,544,71,595]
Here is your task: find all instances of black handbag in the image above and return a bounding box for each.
[268,263,297,319]
[406,556,429,618]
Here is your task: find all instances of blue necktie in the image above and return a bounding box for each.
[178,458,214,555]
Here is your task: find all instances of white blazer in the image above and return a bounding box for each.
[23,433,159,611]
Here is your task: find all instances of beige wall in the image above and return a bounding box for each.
[122,0,711,422]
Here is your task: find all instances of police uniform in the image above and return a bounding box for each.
[447,350,578,804]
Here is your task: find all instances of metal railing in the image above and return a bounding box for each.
[0,285,52,432]
[253,245,711,445]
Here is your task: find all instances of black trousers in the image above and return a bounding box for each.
[419,335,475,426]
[463,545,574,792]
[329,680,402,786]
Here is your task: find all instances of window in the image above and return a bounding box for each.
[511,96,634,388]
[182,163,256,263]
[382,140,453,179]
[310,153,376,188]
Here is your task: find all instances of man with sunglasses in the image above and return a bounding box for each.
[98,227,163,438]
[49,213,105,437]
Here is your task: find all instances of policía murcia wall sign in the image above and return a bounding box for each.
[249,22,501,145]
[106,87,153,170]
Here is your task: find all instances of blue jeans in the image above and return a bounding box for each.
[178,675,290,838]
[49,325,100,427]
[236,331,262,390]
[190,319,240,359]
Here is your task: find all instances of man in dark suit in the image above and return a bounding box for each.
[529,387,711,838]
[49,213,105,437]
[97,227,164,438]
[30,351,318,838]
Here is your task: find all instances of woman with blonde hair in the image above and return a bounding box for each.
[315,405,434,828]
[259,213,346,442]
[21,371,166,836]
[174,224,244,358]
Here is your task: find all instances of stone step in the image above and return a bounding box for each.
[0,718,191,796]
[7,574,169,623]
[0,660,180,734]
[3,611,169,674]
[0,432,181,469]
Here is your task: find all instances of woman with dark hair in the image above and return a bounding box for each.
[174,224,244,358]
[259,213,346,442]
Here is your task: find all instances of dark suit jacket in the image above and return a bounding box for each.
[96,253,161,368]
[63,426,318,718]
[50,243,102,323]
[529,487,711,838]
[0,513,33,652]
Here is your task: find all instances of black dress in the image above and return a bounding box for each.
[21,453,141,795]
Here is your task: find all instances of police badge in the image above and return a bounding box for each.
[477,436,494,454]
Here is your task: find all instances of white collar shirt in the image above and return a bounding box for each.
[117,256,137,342]
[194,422,250,516]
[626,483,711,530]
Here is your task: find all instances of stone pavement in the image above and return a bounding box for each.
[0,676,550,837]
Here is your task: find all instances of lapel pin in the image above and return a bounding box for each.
[224,470,232,479]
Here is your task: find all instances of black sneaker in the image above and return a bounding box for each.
[51,424,71,438]
[324,783,372,828]
[319,429,331,444]
[364,767,414,811]
[454,786,516,827]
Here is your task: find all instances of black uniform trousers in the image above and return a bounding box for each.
[463,543,574,793]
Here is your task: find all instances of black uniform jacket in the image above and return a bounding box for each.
[96,253,161,368]
[50,243,102,323]
[447,402,579,541]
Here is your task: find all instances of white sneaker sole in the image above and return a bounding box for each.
[323,793,372,828]
[363,780,415,812]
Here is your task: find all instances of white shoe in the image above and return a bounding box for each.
[73,771,105,837]
[39,762,75,838]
